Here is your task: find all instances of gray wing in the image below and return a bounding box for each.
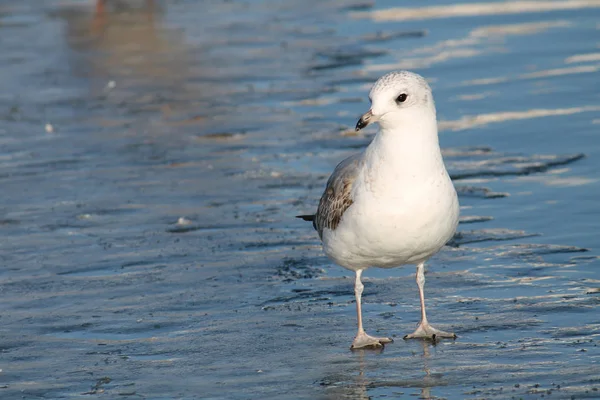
[314,153,363,239]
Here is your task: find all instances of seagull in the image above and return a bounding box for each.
[298,71,459,349]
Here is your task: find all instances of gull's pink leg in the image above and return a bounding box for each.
[404,262,456,340]
[351,269,393,349]
[95,0,106,15]
[92,0,107,33]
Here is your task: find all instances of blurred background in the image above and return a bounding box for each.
[0,0,599,398]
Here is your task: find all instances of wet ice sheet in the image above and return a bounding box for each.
[0,0,599,399]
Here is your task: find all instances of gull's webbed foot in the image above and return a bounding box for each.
[351,331,393,349]
[403,322,456,341]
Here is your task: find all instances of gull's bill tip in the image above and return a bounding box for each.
[355,110,373,131]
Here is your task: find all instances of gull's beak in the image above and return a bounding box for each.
[355,110,374,131]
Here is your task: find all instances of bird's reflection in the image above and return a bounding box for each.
[47,0,253,170]
[323,341,442,399]
[54,0,191,99]
[420,340,433,400]
[92,0,157,35]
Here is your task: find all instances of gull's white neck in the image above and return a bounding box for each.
[362,107,446,190]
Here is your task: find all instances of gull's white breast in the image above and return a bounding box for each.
[321,121,459,271]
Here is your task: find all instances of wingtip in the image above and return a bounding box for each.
[296,214,315,222]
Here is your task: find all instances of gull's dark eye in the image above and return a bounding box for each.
[395,93,408,103]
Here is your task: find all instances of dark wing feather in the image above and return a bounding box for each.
[314,153,362,239]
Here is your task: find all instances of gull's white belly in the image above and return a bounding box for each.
[322,176,459,271]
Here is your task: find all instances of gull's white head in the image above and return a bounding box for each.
[355,71,436,132]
